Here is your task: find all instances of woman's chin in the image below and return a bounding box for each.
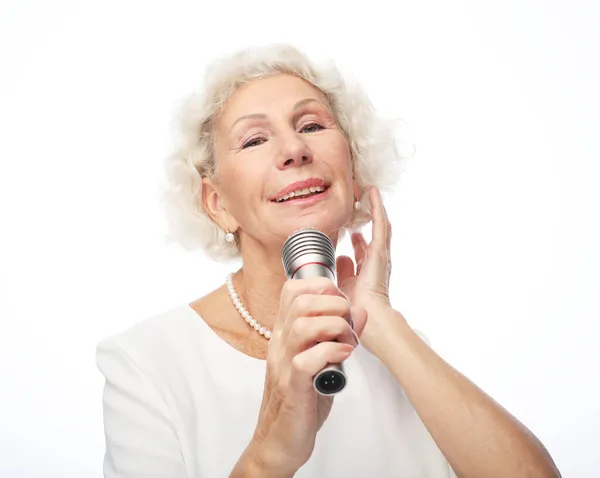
[276,214,350,240]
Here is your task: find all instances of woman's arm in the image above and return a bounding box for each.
[371,306,561,478]
[338,188,560,477]
[96,340,188,477]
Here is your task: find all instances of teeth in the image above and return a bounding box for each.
[277,185,326,202]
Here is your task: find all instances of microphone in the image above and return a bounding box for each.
[281,228,348,396]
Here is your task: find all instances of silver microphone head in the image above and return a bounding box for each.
[281,228,336,281]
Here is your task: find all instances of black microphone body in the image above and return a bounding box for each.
[281,228,348,396]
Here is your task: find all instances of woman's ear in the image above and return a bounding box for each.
[201,177,238,232]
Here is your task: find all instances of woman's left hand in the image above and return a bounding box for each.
[337,187,405,347]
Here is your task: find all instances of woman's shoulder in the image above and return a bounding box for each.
[95,303,200,379]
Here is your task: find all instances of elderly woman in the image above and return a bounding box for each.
[96,45,560,477]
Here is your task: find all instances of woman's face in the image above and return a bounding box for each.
[205,74,356,248]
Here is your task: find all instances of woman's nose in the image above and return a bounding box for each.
[276,134,313,169]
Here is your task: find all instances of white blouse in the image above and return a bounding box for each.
[96,304,456,477]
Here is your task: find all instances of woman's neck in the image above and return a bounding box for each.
[233,240,288,331]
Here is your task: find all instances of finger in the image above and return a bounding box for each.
[289,341,355,393]
[276,278,345,333]
[288,294,351,319]
[287,316,358,357]
[336,255,355,289]
[285,294,352,332]
[350,232,368,274]
[369,187,392,250]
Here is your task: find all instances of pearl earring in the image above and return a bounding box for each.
[354,199,361,210]
[225,229,234,243]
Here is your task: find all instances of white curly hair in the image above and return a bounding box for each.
[160,44,412,262]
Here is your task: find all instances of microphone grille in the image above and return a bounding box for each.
[281,228,336,278]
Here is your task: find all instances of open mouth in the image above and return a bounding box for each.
[273,185,329,203]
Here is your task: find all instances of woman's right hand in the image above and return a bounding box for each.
[240,277,368,477]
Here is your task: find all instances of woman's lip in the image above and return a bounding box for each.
[273,186,331,207]
[271,178,328,200]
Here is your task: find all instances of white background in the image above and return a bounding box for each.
[1,1,598,476]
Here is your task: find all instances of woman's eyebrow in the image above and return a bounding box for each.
[229,98,327,133]
[292,98,323,110]
[229,113,267,133]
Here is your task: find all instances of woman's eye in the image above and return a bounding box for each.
[242,137,266,149]
[300,123,324,133]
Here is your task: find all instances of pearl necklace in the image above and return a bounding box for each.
[226,272,272,340]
